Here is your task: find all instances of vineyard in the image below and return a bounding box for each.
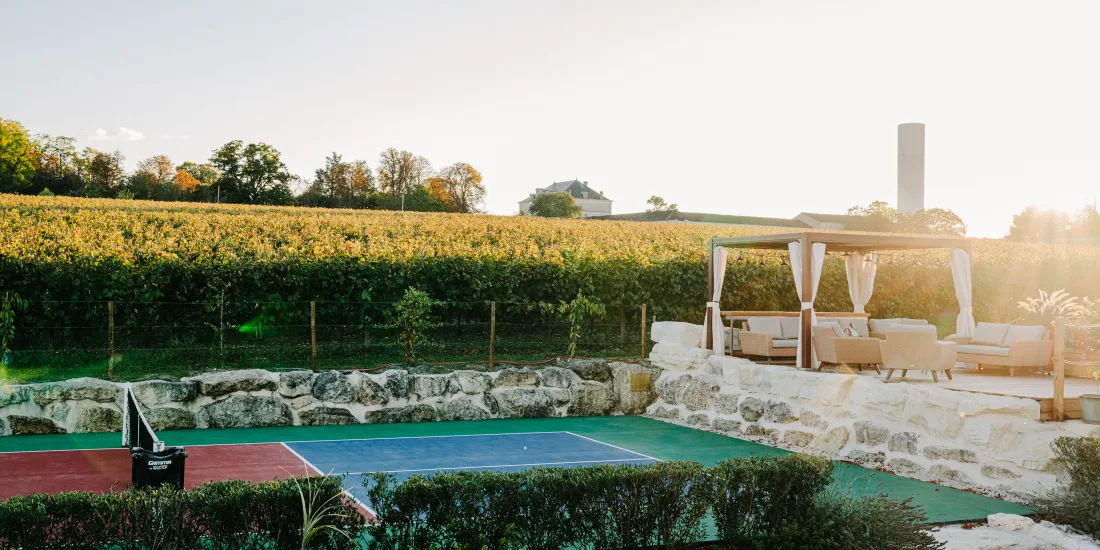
[1,194,1099,380]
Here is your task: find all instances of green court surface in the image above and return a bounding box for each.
[0,415,1030,523]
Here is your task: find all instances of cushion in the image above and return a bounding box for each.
[817,321,843,337]
[1002,325,1047,347]
[957,344,1011,357]
[868,318,900,333]
[887,323,938,335]
[972,322,1011,346]
[780,317,802,339]
[771,339,799,348]
[897,318,929,325]
[747,317,784,339]
[838,318,870,337]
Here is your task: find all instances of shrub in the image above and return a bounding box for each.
[1032,436,1100,538]
[0,476,364,549]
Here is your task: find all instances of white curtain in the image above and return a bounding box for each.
[789,241,826,368]
[701,246,729,355]
[951,248,976,338]
[845,252,878,313]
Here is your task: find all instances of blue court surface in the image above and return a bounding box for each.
[285,431,660,511]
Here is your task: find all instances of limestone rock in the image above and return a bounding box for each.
[409,374,450,399]
[46,402,70,423]
[0,385,30,407]
[783,430,815,447]
[854,421,890,447]
[846,450,886,464]
[33,377,121,406]
[358,375,391,406]
[494,388,556,418]
[537,367,575,389]
[558,358,612,382]
[312,371,356,403]
[610,362,661,415]
[364,404,437,424]
[449,370,491,395]
[922,446,977,463]
[279,371,314,398]
[493,368,540,387]
[886,458,924,474]
[713,393,740,415]
[383,370,409,399]
[72,403,122,433]
[739,397,766,422]
[800,410,828,429]
[656,374,692,406]
[682,376,720,411]
[548,388,571,406]
[744,424,779,439]
[131,380,197,407]
[652,406,680,419]
[981,464,1022,480]
[200,395,293,428]
[713,418,741,432]
[299,406,358,426]
[1089,427,1100,439]
[685,413,709,426]
[569,382,618,417]
[436,396,490,421]
[930,464,971,483]
[290,396,313,410]
[185,370,278,397]
[988,513,1035,532]
[764,400,797,423]
[813,426,850,454]
[888,432,919,455]
[6,415,66,435]
[145,407,197,431]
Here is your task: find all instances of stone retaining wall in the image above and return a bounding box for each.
[646,354,1100,496]
[0,359,661,436]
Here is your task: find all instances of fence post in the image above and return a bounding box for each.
[620,307,626,343]
[640,304,647,359]
[489,301,496,369]
[107,301,115,379]
[218,291,225,368]
[310,301,318,373]
[1053,316,1065,422]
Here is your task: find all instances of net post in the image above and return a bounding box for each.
[310,301,318,373]
[1053,316,1065,422]
[640,304,647,359]
[489,301,496,369]
[107,301,115,379]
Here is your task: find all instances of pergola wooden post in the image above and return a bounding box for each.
[705,231,972,368]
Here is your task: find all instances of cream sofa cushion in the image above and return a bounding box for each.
[780,317,803,339]
[1002,325,1047,347]
[817,321,844,337]
[869,318,900,333]
[958,344,1011,357]
[772,339,799,348]
[836,318,870,337]
[972,322,1011,346]
[888,323,937,335]
[747,317,784,339]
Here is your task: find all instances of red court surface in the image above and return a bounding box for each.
[0,443,315,500]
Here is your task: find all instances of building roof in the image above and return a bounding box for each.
[521,180,610,203]
[591,211,812,228]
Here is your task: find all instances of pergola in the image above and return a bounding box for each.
[704,231,974,369]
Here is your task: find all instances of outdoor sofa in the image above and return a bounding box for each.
[868,318,931,340]
[946,322,1053,376]
[811,324,882,373]
[880,324,958,382]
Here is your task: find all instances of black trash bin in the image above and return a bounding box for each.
[132,447,187,490]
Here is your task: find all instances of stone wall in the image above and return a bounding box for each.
[0,359,661,436]
[646,354,1100,496]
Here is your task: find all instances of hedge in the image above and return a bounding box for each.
[364,455,944,550]
[1031,436,1100,539]
[0,476,365,550]
[2,194,1097,346]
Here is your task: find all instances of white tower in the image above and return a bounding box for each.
[897,123,925,215]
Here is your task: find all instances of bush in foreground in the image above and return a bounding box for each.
[1032,436,1100,539]
[0,476,364,550]
[365,454,942,550]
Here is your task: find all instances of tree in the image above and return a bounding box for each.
[1006,206,1071,242]
[377,148,432,202]
[909,208,967,236]
[209,140,294,205]
[0,117,37,193]
[426,162,486,213]
[374,185,447,212]
[177,161,221,201]
[529,192,583,218]
[174,170,201,195]
[645,196,678,212]
[31,134,83,196]
[134,155,180,200]
[310,152,376,208]
[847,201,965,236]
[86,150,126,196]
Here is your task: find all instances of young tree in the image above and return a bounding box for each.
[529,192,583,218]
[209,140,294,205]
[426,162,486,213]
[0,117,37,193]
[645,196,678,212]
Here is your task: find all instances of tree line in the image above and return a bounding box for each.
[0,116,486,213]
[1005,204,1100,243]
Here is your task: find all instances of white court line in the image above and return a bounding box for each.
[565,432,662,462]
[282,442,377,518]
[343,457,658,475]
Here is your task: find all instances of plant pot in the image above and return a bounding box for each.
[1083,394,1100,425]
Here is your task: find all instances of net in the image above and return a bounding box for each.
[122,384,164,452]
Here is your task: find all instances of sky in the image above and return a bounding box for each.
[2,0,1099,237]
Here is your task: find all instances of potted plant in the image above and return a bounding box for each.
[1084,365,1100,425]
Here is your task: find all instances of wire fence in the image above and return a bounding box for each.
[1,299,651,382]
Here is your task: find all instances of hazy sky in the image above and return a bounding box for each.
[3,0,1098,237]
